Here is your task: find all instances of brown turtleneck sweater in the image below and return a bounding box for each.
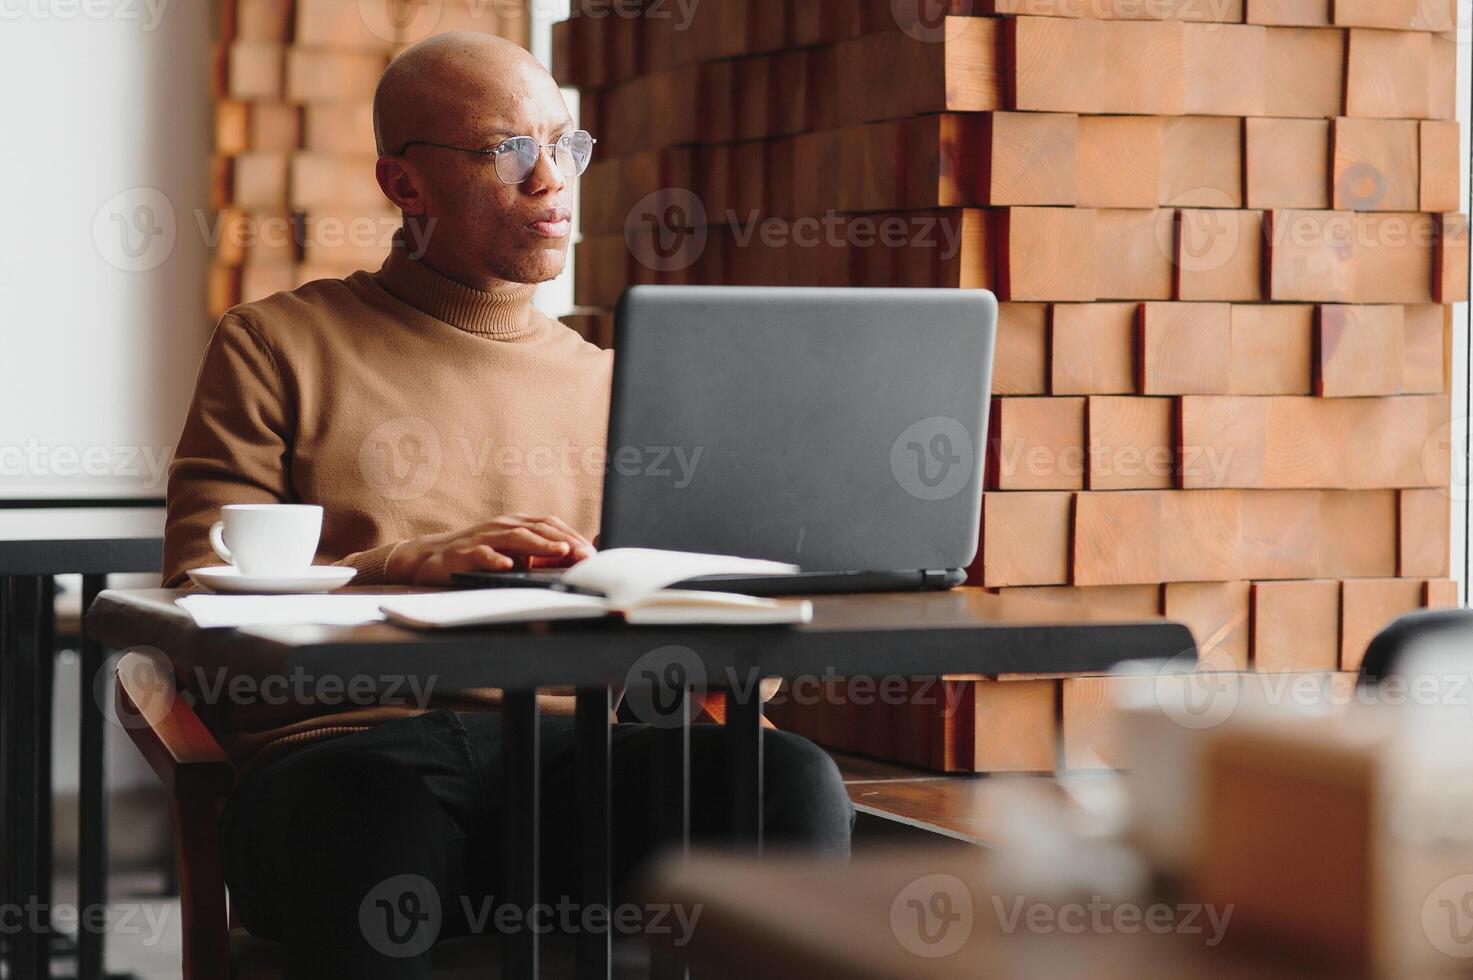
[163,247,612,771]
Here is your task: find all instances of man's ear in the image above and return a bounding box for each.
[376,156,427,216]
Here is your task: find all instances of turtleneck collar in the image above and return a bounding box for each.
[375,241,541,341]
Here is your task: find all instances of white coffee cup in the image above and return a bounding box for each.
[209,504,323,577]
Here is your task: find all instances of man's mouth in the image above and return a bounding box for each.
[529,208,572,239]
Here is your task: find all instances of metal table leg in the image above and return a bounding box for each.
[0,575,13,975]
[10,575,50,978]
[78,574,108,980]
[502,690,540,979]
[726,686,764,852]
[652,689,689,980]
[39,578,57,971]
[654,690,689,861]
[574,687,612,980]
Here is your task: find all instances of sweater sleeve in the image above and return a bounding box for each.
[162,315,296,587]
[333,542,399,585]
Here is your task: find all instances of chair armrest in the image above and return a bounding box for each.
[115,650,233,800]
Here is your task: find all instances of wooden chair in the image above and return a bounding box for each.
[114,649,615,979]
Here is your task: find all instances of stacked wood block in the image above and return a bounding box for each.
[562,2,1464,772]
[210,0,529,318]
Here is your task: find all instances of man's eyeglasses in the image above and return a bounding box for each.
[397,130,597,185]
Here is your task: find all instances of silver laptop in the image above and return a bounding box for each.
[457,285,997,596]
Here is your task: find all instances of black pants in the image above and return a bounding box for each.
[221,709,854,978]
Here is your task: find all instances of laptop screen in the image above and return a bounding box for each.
[599,287,996,573]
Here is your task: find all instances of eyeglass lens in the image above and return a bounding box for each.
[494,131,596,184]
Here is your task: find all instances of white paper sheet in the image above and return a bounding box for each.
[176,594,389,629]
[378,589,611,629]
[560,548,799,605]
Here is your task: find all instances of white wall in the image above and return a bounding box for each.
[1452,2,1471,603]
[0,0,215,501]
[532,0,580,318]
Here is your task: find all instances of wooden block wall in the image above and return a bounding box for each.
[564,2,1464,771]
[211,0,530,319]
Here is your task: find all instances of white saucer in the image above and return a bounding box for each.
[188,565,358,595]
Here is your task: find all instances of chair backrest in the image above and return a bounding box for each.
[1359,609,1473,686]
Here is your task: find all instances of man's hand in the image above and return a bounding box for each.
[385,515,596,585]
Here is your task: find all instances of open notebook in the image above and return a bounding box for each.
[382,548,814,629]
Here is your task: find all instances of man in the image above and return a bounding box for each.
[163,32,852,978]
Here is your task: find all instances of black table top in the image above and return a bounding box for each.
[0,507,165,575]
[85,587,1197,691]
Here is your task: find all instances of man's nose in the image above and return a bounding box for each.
[523,144,566,194]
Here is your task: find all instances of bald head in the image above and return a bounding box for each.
[373,32,559,157]
[369,31,578,290]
